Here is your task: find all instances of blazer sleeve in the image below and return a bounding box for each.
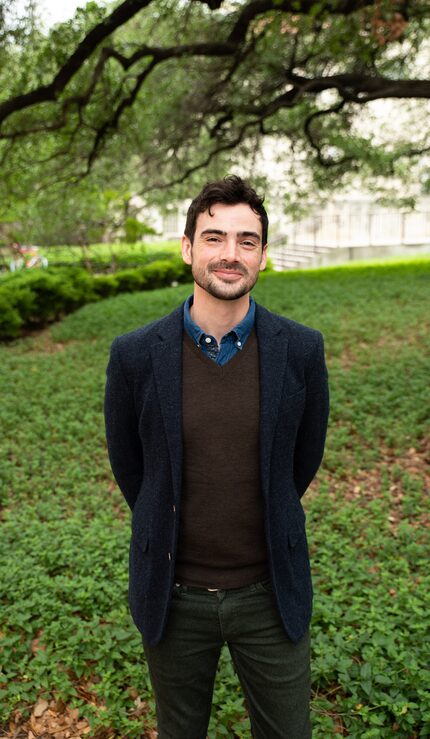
[104,337,144,511]
[293,331,329,498]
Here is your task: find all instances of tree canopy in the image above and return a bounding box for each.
[1,0,430,218]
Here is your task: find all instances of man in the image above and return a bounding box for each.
[104,175,329,738]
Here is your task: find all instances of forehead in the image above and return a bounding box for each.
[195,203,262,239]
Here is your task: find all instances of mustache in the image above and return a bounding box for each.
[209,262,247,275]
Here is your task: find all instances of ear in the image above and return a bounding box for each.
[259,244,268,271]
[181,235,192,265]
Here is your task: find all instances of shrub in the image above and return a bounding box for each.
[92,275,119,299]
[21,269,94,322]
[0,260,192,339]
[0,294,23,338]
[123,217,156,243]
[114,269,146,292]
[142,257,188,288]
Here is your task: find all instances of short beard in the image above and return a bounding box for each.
[191,263,259,301]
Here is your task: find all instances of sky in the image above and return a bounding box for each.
[37,0,87,27]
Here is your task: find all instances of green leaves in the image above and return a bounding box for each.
[0,254,192,338]
[1,0,430,206]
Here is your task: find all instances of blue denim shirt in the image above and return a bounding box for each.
[183,295,256,366]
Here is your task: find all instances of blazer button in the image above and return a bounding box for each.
[172,505,176,513]
[168,552,172,561]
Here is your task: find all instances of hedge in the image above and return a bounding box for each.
[0,258,192,339]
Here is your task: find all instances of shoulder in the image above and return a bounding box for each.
[109,304,184,372]
[113,305,183,348]
[255,303,323,343]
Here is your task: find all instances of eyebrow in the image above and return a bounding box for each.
[200,229,261,241]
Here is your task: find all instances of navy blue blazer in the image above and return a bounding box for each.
[104,301,329,646]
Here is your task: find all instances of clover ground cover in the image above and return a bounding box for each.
[0,258,429,737]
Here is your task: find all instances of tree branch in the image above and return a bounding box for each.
[0,0,154,123]
[0,0,408,128]
[139,121,259,193]
[84,60,158,173]
[0,0,427,194]
[285,72,430,101]
[303,100,355,167]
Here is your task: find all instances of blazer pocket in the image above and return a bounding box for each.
[286,385,305,401]
[132,531,149,554]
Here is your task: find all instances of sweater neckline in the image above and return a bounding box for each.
[182,327,257,373]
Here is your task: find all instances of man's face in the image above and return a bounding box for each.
[181,203,268,301]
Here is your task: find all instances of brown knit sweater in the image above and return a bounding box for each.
[175,328,269,588]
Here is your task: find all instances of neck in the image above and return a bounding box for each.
[190,284,250,344]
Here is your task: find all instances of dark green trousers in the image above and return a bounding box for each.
[143,579,311,738]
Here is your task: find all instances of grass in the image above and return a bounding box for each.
[0,257,429,738]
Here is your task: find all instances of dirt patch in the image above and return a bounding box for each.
[5,692,157,739]
[336,341,371,370]
[6,698,92,739]
[26,332,70,355]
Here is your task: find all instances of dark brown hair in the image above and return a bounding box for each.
[184,175,268,246]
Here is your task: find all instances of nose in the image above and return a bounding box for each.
[220,236,240,262]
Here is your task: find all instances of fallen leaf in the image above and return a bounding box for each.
[33,699,49,718]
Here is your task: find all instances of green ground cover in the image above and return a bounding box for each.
[37,241,179,270]
[1,258,429,738]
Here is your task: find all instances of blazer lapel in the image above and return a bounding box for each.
[150,306,184,504]
[255,304,289,498]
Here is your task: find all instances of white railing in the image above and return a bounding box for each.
[284,210,430,249]
[269,209,430,269]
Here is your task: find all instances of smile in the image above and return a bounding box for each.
[212,269,244,280]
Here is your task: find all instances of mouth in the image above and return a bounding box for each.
[211,267,245,280]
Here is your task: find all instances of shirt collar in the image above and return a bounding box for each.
[183,295,255,346]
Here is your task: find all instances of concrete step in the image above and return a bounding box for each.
[272,261,312,271]
[276,244,339,253]
[313,244,341,252]
[273,260,310,270]
[272,251,312,261]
